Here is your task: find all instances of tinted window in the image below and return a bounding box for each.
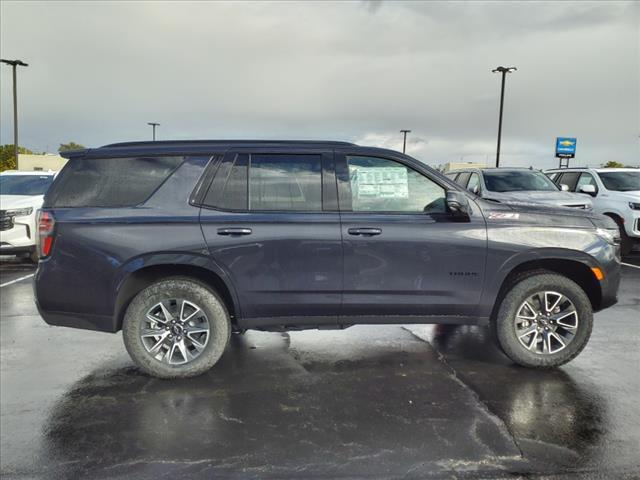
[467,173,480,194]
[455,172,471,188]
[203,154,248,210]
[46,157,183,207]
[598,171,640,192]
[0,175,54,195]
[445,172,459,181]
[483,170,558,192]
[346,156,445,213]
[249,154,322,211]
[557,172,580,191]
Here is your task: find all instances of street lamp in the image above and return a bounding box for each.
[491,66,516,168]
[400,129,411,154]
[147,122,160,141]
[1,59,29,166]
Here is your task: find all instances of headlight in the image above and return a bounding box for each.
[629,202,640,210]
[8,207,33,217]
[596,227,620,246]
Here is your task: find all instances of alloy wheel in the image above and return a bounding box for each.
[514,291,579,355]
[140,298,210,365]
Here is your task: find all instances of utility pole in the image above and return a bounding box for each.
[1,59,29,166]
[491,66,516,167]
[400,129,411,154]
[147,122,160,141]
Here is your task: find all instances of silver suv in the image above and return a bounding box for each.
[446,168,592,210]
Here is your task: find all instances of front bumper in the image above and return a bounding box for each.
[0,214,37,249]
[625,211,640,239]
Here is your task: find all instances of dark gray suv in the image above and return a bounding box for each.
[35,140,621,378]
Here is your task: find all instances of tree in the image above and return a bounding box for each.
[602,161,625,168]
[0,145,34,172]
[58,142,85,152]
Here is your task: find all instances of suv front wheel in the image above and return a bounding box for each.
[495,272,593,368]
[123,277,231,379]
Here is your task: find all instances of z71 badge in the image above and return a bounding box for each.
[488,212,520,220]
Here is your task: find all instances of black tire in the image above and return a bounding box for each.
[29,248,39,263]
[123,277,231,379]
[495,271,593,368]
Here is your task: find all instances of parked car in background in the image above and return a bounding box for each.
[546,167,640,255]
[35,140,620,379]
[0,170,57,262]
[445,167,593,210]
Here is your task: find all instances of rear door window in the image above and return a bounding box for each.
[46,156,183,207]
[249,154,322,211]
[203,154,248,210]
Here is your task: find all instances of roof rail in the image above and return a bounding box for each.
[100,139,357,148]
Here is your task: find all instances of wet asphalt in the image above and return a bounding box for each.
[0,255,639,479]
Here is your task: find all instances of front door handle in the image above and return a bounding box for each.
[348,227,382,236]
[217,227,252,236]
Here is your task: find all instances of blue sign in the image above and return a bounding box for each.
[556,137,577,158]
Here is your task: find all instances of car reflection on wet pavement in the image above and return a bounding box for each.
[1,255,639,479]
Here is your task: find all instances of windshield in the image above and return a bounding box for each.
[0,175,55,196]
[598,171,640,192]
[483,170,559,193]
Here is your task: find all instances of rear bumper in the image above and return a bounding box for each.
[34,268,118,333]
[36,305,118,333]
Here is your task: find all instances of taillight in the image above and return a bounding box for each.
[37,210,55,258]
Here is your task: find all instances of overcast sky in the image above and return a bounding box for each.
[1,1,638,169]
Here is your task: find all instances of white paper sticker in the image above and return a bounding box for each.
[351,166,409,199]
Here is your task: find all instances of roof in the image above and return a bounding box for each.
[546,167,640,173]
[60,139,359,159]
[101,140,356,148]
[450,167,538,173]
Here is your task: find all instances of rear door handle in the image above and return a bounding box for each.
[348,227,382,236]
[217,227,252,236]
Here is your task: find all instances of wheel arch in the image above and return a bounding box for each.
[487,253,603,322]
[113,254,240,331]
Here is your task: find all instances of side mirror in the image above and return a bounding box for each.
[560,184,569,191]
[446,190,470,217]
[579,184,597,196]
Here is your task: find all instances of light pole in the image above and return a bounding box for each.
[1,59,29,166]
[491,66,516,168]
[400,129,411,154]
[147,122,160,141]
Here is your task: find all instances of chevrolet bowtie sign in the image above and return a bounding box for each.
[556,137,577,158]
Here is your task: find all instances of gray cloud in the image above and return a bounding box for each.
[1,0,638,169]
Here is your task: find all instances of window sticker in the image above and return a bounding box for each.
[350,166,409,199]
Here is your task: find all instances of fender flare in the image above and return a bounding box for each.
[112,251,241,324]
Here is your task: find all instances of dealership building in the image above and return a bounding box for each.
[17,153,68,172]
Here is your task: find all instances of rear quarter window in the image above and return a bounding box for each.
[45,156,183,207]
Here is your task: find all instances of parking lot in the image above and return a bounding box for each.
[1,254,639,479]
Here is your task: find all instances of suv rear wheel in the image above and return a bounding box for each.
[123,277,231,378]
[495,272,593,368]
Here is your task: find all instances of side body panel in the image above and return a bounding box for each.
[35,156,210,332]
[335,150,488,320]
[198,149,343,326]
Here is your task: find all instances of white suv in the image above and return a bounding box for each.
[545,168,640,255]
[0,171,57,262]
